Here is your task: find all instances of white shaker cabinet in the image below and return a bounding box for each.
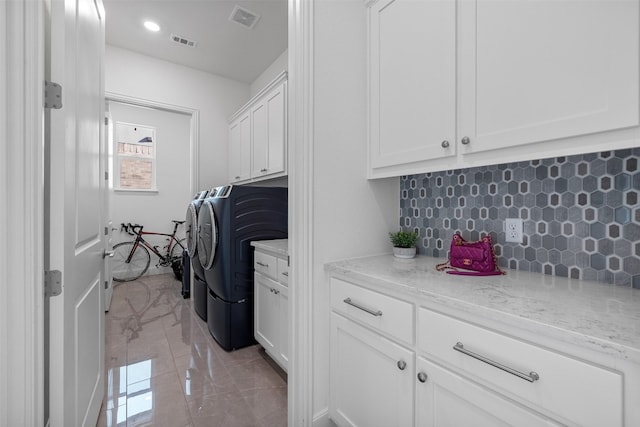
[253,243,289,372]
[228,112,251,183]
[368,0,640,178]
[416,356,562,427]
[368,0,457,170]
[328,271,632,427]
[251,81,286,179]
[330,312,414,427]
[228,71,287,184]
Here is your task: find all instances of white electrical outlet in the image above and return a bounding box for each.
[505,218,523,243]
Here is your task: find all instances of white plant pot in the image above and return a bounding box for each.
[393,246,416,259]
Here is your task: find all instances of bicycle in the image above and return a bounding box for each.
[112,220,186,282]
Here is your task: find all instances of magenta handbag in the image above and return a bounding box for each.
[436,233,505,276]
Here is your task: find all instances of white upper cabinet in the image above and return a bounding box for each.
[460,0,639,154]
[228,112,251,183]
[367,0,640,178]
[228,71,287,184]
[252,82,286,178]
[369,0,457,169]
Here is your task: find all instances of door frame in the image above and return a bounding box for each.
[0,0,45,425]
[288,0,315,425]
[105,92,200,196]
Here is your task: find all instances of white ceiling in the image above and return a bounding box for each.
[103,0,288,84]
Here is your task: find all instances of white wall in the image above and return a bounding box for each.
[311,1,399,421]
[250,49,288,97]
[105,45,250,190]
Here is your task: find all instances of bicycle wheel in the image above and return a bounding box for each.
[170,239,186,281]
[170,238,186,260]
[112,241,151,282]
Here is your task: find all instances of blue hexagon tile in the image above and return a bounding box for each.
[400,148,640,287]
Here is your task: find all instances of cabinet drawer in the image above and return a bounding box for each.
[331,278,413,344]
[254,251,277,279]
[418,307,623,427]
[277,257,289,286]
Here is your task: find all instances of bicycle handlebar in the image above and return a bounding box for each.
[120,222,143,236]
[120,221,182,236]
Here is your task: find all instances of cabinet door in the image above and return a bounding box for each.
[277,282,289,370]
[416,357,560,427]
[228,113,251,183]
[459,0,639,154]
[369,0,456,170]
[252,82,286,178]
[330,312,414,427]
[254,273,278,354]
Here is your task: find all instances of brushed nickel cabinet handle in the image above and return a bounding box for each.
[461,136,470,145]
[417,372,428,383]
[441,140,450,148]
[343,297,382,317]
[453,342,539,383]
[397,360,407,371]
[257,261,269,267]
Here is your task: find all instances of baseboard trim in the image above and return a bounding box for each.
[313,408,336,427]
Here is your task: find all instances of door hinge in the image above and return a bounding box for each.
[104,226,109,235]
[105,171,109,180]
[44,81,63,109]
[105,117,109,126]
[287,255,290,267]
[45,270,62,297]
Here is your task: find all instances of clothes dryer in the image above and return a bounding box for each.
[185,188,214,320]
[197,185,287,351]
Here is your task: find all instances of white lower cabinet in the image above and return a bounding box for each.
[330,312,414,427]
[416,356,560,427]
[253,246,289,372]
[329,276,628,427]
[255,274,279,355]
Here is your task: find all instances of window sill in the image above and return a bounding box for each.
[113,188,159,194]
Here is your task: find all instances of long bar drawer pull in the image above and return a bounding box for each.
[256,261,269,267]
[343,298,383,317]
[453,342,540,383]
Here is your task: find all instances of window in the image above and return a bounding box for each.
[114,122,156,191]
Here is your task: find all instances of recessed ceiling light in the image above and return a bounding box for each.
[143,21,160,32]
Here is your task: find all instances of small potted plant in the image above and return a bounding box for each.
[389,230,418,259]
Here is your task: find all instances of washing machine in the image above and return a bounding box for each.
[197,185,288,351]
[185,188,214,320]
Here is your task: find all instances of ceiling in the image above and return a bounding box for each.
[103,0,288,84]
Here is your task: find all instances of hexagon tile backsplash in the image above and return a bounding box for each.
[400,148,640,287]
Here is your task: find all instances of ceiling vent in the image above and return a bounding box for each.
[170,33,197,48]
[228,5,260,29]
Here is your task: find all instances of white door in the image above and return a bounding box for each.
[47,0,106,425]
[104,104,114,311]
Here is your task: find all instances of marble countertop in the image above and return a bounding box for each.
[326,254,640,363]
[251,239,288,257]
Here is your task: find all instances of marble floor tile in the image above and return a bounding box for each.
[97,273,287,426]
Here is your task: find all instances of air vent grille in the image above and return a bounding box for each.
[229,5,260,29]
[170,34,197,48]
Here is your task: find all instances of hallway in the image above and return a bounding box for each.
[98,274,287,426]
